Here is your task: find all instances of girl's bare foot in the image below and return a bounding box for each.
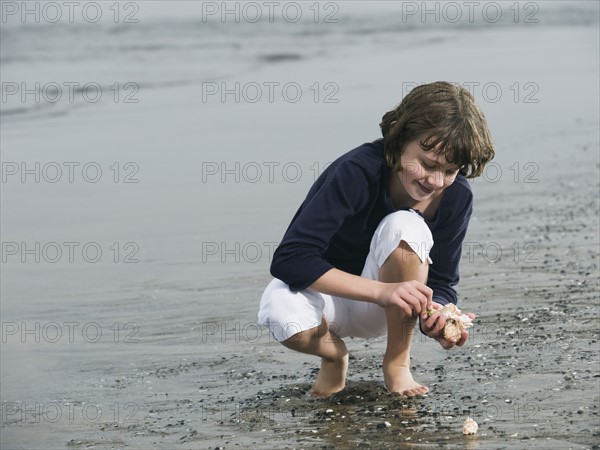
[382,361,429,397]
[309,353,349,398]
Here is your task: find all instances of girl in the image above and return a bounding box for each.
[258,81,495,397]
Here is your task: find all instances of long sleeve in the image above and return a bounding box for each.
[270,159,373,291]
[427,183,473,306]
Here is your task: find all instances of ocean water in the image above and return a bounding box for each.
[2,1,598,121]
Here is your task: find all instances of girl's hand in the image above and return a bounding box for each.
[377,280,433,317]
[420,302,476,349]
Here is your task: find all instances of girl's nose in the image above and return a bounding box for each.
[426,172,445,188]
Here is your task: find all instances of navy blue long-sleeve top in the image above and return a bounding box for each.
[270,140,472,306]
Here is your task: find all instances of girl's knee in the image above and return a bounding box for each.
[371,209,434,267]
[281,322,323,347]
[380,241,429,283]
[396,240,428,266]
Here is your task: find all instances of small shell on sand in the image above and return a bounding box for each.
[463,417,478,435]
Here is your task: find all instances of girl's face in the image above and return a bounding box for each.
[396,139,460,202]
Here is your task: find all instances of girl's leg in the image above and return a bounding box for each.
[258,279,349,397]
[380,240,429,396]
[281,318,348,397]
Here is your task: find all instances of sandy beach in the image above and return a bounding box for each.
[1,1,599,449]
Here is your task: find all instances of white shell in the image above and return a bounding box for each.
[463,417,478,435]
[438,304,473,330]
[443,322,462,341]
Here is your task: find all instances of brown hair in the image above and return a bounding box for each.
[379,81,495,178]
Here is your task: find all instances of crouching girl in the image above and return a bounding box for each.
[259,81,495,397]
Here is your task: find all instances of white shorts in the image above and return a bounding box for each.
[258,209,433,342]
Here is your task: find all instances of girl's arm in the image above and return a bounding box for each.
[421,181,475,346]
[427,181,473,305]
[271,158,371,291]
[310,268,433,318]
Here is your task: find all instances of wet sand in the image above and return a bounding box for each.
[2,116,598,450]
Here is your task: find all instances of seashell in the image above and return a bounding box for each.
[463,417,478,435]
[428,304,473,341]
[443,320,463,341]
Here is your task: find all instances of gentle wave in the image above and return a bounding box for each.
[1,2,597,122]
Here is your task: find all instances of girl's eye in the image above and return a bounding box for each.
[444,169,459,180]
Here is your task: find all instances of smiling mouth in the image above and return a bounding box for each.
[417,182,434,194]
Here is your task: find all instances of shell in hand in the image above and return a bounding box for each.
[443,321,463,341]
[428,304,473,341]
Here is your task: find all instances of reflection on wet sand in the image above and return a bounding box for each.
[237,380,486,448]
